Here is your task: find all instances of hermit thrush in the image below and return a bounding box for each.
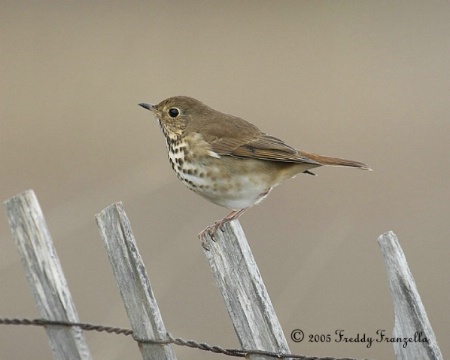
[139,96,371,242]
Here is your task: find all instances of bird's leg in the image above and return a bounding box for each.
[221,208,248,227]
[199,208,249,248]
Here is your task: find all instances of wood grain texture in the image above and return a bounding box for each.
[378,231,443,360]
[3,190,92,360]
[201,220,290,360]
[96,202,177,360]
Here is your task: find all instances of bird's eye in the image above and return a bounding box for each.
[168,108,180,118]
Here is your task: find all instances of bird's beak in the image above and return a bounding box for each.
[138,103,155,111]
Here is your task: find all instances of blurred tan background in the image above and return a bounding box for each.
[1,1,449,359]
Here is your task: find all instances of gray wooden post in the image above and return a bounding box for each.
[96,202,177,360]
[378,231,443,360]
[201,221,290,360]
[3,190,92,360]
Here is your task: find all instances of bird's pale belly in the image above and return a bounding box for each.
[176,158,274,210]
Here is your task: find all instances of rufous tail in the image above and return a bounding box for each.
[299,150,372,171]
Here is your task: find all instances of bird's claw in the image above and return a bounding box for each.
[201,237,210,251]
[198,219,229,249]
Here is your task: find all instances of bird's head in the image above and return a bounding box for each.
[139,96,212,139]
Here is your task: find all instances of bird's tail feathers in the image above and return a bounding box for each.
[299,151,372,171]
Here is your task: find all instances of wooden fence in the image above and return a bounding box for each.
[2,189,443,360]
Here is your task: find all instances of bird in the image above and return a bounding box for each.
[139,96,371,243]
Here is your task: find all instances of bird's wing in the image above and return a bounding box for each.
[210,134,321,165]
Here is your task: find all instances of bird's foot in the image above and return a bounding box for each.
[198,209,249,250]
[199,219,228,250]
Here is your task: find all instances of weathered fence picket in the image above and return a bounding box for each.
[3,190,92,360]
[201,221,291,360]
[96,202,177,360]
[378,232,443,360]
